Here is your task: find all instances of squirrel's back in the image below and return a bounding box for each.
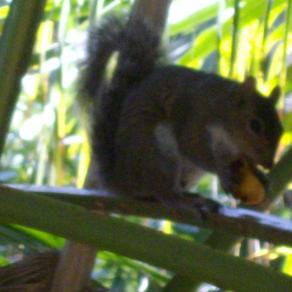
[80,16,161,186]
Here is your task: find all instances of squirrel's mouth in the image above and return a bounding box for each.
[248,153,274,172]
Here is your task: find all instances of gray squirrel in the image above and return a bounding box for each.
[80,15,283,209]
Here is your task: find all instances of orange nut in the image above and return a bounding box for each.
[232,159,266,205]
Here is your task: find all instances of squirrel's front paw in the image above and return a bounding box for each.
[157,192,220,221]
[179,193,221,221]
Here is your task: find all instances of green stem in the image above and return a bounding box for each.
[268,145,292,199]
[6,184,292,246]
[230,0,240,77]
[0,187,291,292]
[280,0,292,87]
[0,0,47,156]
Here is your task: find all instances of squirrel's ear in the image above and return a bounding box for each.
[270,86,281,105]
[242,76,256,90]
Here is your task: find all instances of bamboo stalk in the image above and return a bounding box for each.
[0,0,47,156]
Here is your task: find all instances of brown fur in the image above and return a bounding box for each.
[80,15,283,206]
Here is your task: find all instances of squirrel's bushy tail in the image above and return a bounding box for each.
[81,16,123,100]
[80,16,161,186]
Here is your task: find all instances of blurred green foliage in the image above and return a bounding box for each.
[0,0,291,291]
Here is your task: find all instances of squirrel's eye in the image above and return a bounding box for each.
[249,118,263,135]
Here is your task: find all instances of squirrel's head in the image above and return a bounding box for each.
[229,77,283,169]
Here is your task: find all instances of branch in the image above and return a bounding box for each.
[5,184,292,246]
[50,161,100,292]
[0,186,291,291]
[129,0,171,36]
